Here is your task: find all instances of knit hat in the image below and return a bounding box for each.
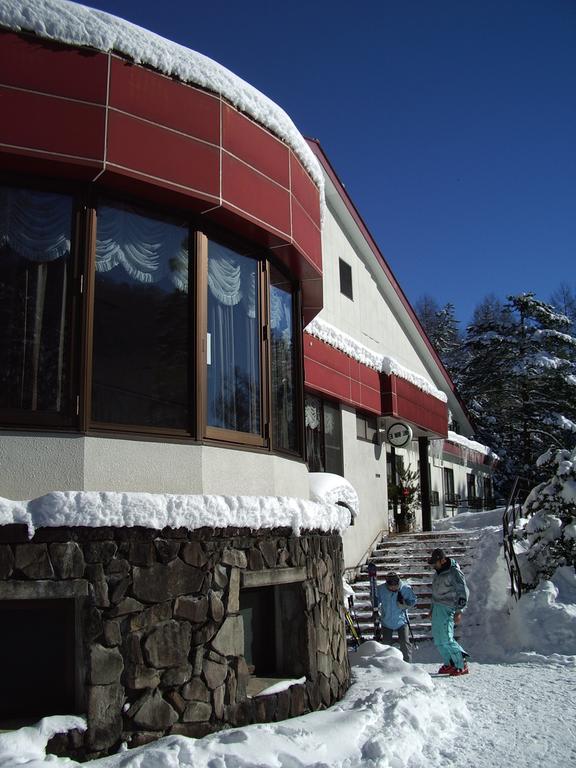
[428,548,446,564]
[385,571,400,586]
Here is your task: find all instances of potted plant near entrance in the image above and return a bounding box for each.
[388,465,420,533]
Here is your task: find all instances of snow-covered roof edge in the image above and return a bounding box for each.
[309,472,359,518]
[0,491,351,539]
[446,430,494,457]
[0,0,324,211]
[305,317,448,403]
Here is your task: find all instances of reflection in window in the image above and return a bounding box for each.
[270,267,298,452]
[0,186,73,414]
[305,394,343,474]
[207,241,260,434]
[92,201,189,428]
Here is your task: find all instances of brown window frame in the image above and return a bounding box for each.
[0,177,84,430]
[0,178,305,458]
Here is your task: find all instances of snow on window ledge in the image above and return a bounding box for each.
[0,491,351,539]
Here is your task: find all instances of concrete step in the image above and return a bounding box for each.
[346,528,479,648]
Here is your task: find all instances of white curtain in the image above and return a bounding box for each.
[0,187,71,261]
[95,204,188,291]
[207,243,259,433]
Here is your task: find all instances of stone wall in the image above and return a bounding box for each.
[0,524,350,760]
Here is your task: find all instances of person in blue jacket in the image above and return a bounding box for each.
[428,547,470,676]
[376,571,417,662]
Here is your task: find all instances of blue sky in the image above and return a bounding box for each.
[83,0,575,326]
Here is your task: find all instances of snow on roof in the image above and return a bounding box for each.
[447,430,494,457]
[0,0,324,206]
[309,473,359,518]
[0,491,351,539]
[305,317,448,403]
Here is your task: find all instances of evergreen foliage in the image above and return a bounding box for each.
[459,293,576,492]
[414,296,462,380]
[522,447,576,581]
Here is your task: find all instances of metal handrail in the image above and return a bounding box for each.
[502,477,529,599]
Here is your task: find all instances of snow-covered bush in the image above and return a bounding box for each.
[521,447,576,580]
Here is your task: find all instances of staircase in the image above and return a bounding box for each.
[349,530,479,643]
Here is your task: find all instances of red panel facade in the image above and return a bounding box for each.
[223,105,290,188]
[382,375,448,436]
[107,111,220,199]
[221,153,291,236]
[0,30,108,102]
[304,334,449,436]
[109,59,221,145]
[0,86,106,161]
[0,31,323,314]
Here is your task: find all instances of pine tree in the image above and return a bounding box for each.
[414,296,462,380]
[460,292,576,493]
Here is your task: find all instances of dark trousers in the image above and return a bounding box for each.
[380,624,412,662]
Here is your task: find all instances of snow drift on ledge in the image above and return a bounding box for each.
[0,0,324,202]
[0,491,351,539]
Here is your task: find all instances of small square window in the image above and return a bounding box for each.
[339,259,353,300]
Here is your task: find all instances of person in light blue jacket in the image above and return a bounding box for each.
[428,547,470,676]
[376,571,417,662]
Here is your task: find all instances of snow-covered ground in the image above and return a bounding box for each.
[1,508,574,767]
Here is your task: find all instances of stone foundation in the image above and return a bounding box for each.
[0,524,350,759]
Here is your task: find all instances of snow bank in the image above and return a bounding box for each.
[435,509,576,665]
[0,0,324,204]
[0,646,467,768]
[309,472,359,519]
[0,491,351,538]
[0,716,85,766]
[305,317,448,402]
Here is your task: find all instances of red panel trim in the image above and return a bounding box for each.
[291,197,322,272]
[290,152,321,226]
[107,111,220,198]
[109,58,220,145]
[222,153,291,237]
[382,375,448,435]
[223,105,290,188]
[0,30,108,103]
[0,87,105,161]
[304,333,448,435]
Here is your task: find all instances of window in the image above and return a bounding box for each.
[0,599,78,725]
[92,201,189,429]
[0,184,304,455]
[305,394,343,475]
[356,411,378,442]
[443,468,456,506]
[206,240,261,436]
[467,473,476,499]
[0,186,75,423]
[339,258,353,300]
[270,266,299,453]
[240,583,306,691]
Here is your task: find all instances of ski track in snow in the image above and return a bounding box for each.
[417,661,576,768]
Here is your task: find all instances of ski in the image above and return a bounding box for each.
[344,608,363,650]
[367,561,380,640]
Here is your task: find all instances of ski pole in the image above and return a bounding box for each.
[404,609,418,649]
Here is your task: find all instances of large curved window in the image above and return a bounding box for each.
[0,186,73,421]
[91,202,189,429]
[0,183,303,456]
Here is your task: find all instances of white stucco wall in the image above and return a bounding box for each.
[339,407,389,569]
[318,208,433,381]
[0,433,310,501]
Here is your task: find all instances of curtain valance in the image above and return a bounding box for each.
[0,187,72,262]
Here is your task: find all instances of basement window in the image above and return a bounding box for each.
[240,582,306,696]
[0,599,80,727]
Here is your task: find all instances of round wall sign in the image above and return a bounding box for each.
[386,422,413,448]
